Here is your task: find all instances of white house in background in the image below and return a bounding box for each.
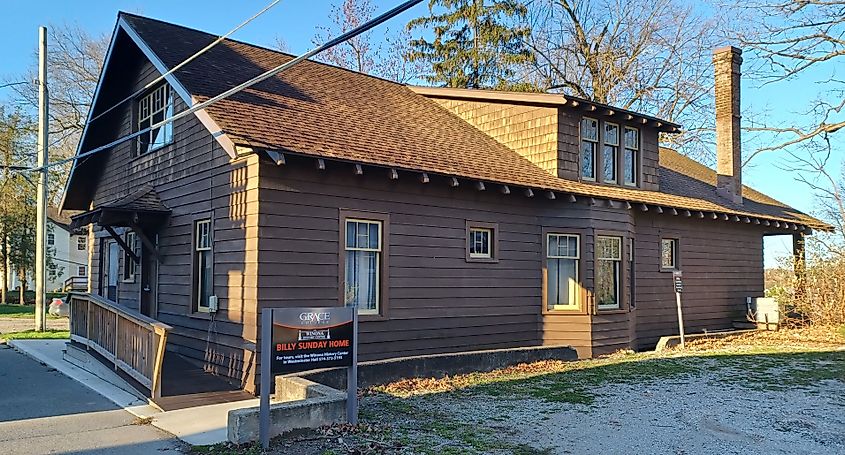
[6,208,89,293]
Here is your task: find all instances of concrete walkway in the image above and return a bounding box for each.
[0,344,185,454]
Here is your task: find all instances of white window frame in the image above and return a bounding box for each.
[194,219,213,313]
[624,127,639,186]
[661,238,679,270]
[580,117,598,181]
[603,122,620,183]
[344,218,382,315]
[596,236,623,310]
[469,227,493,259]
[122,231,138,282]
[137,84,174,155]
[546,233,580,311]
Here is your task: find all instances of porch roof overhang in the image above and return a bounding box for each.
[70,185,171,231]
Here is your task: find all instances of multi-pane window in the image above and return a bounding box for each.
[137,84,174,155]
[194,220,213,312]
[547,234,580,311]
[661,238,678,270]
[77,236,87,251]
[603,123,619,183]
[596,236,622,310]
[47,233,55,246]
[629,238,636,309]
[580,118,598,180]
[78,266,87,277]
[122,231,138,281]
[344,219,382,315]
[469,228,492,259]
[624,127,639,186]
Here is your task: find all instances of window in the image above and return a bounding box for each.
[78,266,87,277]
[193,220,213,312]
[137,84,174,155]
[47,233,55,246]
[469,228,492,258]
[603,123,619,183]
[546,234,580,311]
[624,127,639,186]
[122,232,139,282]
[629,238,635,309]
[580,118,598,180]
[344,219,382,315]
[77,236,87,251]
[596,236,622,310]
[661,238,679,270]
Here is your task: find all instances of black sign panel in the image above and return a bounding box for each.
[270,307,354,374]
[673,270,684,293]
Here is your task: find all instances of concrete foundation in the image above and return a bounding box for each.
[227,377,346,444]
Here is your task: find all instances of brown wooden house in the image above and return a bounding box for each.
[61,13,828,397]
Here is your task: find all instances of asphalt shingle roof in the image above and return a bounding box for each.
[118,13,829,231]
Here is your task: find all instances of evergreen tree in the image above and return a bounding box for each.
[407,0,534,90]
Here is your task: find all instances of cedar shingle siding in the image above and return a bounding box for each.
[63,13,826,392]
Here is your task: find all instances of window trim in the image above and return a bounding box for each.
[339,210,390,320]
[190,217,214,315]
[623,126,640,187]
[465,221,499,263]
[136,83,175,156]
[580,117,599,181]
[121,231,138,283]
[593,232,628,313]
[78,265,87,277]
[660,237,680,271]
[542,230,585,314]
[602,122,620,184]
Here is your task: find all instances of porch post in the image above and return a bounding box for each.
[792,232,806,299]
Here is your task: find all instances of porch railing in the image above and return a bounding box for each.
[63,276,88,292]
[68,292,171,399]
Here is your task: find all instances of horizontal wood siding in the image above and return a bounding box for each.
[633,213,765,348]
[85,53,259,391]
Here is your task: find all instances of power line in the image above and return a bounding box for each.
[22,0,423,174]
[0,81,28,90]
[88,0,283,125]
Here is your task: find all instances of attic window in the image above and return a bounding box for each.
[137,84,174,155]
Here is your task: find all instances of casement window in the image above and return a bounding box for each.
[193,219,213,312]
[344,219,382,315]
[466,222,498,262]
[580,118,598,180]
[47,233,55,246]
[122,231,138,282]
[596,236,622,310]
[546,234,580,311]
[624,127,639,186]
[77,236,87,251]
[603,123,619,183]
[661,238,679,270]
[78,266,87,277]
[137,84,174,155]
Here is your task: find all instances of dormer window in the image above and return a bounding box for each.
[603,123,619,183]
[580,118,598,180]
[137,84,174,155]
[624,127,639,186]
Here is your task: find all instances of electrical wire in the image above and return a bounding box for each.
[19,0,423,174]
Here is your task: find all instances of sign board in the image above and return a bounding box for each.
[270,307,355,374]
[672,270,684,293]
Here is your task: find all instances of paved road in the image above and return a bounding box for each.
[0,344,185,454]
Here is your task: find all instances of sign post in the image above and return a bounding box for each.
[672,270,685,348]
[259,307,357,450]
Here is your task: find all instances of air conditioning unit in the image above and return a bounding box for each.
[751,297,779,330]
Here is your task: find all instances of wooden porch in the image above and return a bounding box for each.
[68,292,251,410]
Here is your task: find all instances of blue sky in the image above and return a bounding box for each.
[0,0,838,267]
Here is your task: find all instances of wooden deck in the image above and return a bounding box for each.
[152,351,253,411]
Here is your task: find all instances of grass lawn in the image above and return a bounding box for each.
[193,326,845,455]
[0,304,62,319]
[0,329,69,340]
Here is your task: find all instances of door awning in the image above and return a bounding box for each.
[70,185,171,231]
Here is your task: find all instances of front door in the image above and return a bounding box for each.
[139,236,157,318]
[106,241,119,301]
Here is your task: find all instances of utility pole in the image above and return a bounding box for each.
[34,26,48,332]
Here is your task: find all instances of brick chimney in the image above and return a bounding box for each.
[713,46,743,204]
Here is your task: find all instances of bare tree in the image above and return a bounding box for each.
[525,0,724,161]
[313,0,421,83]
[737,0,845,163]
[7,23,108,205]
